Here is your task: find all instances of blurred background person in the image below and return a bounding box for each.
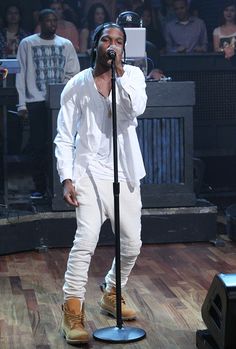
[82,0,116,21]
[0,3,29,58]
[158,0,176,30]
[16,9,80,199]
[165,0,208,53]
[35,0,80,52]
[62,0,82,29]
[79,2,110,53]
[0,3,30,157]
[213,0,236,59]
[137,5,166,53]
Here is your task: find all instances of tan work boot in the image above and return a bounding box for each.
[61,298,89,344]
[99,286,136,320]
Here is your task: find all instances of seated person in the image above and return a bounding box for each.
[137,6,166,53]
[116,10,165,80]
[82,0,116,21]
[79,3,110,53]
[165,0,208,53]
[0,4,29,58]
[213,0,236,60]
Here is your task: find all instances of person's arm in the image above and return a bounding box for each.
[15,40,28,113]
[213,28,221,52]
[116,66,147,119]
[64,41,80,81]
[196,20,208,52]
[164,23,179,53]
[66,22,80,53]
[79,28,89,53]
[54,78,81,206]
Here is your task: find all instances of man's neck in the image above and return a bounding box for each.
[178,15,189,22]
[93,64,111,79]
[40,33,55,40]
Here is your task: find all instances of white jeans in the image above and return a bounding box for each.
[63,175,142,301]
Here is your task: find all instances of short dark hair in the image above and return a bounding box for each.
[38,9,56,22]
[90,22,127,67]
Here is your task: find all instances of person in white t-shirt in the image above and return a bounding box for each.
[16,9,80,199]
[54,22,147,344]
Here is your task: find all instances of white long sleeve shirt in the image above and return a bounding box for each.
[16,34,80,110]
[54,64,147,188]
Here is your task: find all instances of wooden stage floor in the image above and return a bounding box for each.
[0,238,236,349]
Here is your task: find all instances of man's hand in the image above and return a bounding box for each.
[62,179,79,207]
[18,109,28,119]
[194,46,207,53]
[176,46,187,53]
[107,45,124,77]
[147,69,165,81]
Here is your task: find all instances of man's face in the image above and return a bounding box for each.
[96,27,125,67]
[40,13,57,36]
[174,0,188,21]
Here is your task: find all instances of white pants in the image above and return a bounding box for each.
[63,176,142,301]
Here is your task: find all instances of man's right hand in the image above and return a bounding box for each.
[62,179,79,207]
[18,109,28,119]
[176,46,187,53]
[147,69,165,81]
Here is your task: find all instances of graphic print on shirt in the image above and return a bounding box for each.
[32,45,66,92]
[220,35,236,49]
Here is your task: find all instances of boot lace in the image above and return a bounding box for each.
[64,308,85,329]
[107,293,126,306]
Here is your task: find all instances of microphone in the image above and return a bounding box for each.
[107,49,116,60]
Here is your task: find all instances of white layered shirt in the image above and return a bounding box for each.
[54,64,147,188]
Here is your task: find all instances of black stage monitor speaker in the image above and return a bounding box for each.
[196,273,236,349]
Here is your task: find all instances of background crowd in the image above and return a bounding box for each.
[0,0,236,60]
[1,0,235,200]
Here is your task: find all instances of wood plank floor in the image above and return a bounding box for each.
[0,238,236,349]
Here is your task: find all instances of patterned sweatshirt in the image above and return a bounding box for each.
[16,33,80,110]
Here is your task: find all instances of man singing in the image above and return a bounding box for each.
[54,22,147,344]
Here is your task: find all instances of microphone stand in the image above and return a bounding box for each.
[93,57,146,343]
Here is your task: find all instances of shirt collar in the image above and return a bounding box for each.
[175,16,195,25]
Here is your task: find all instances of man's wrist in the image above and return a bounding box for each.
[62,179,72,186]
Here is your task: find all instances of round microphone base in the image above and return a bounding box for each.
[93,325,146,343]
